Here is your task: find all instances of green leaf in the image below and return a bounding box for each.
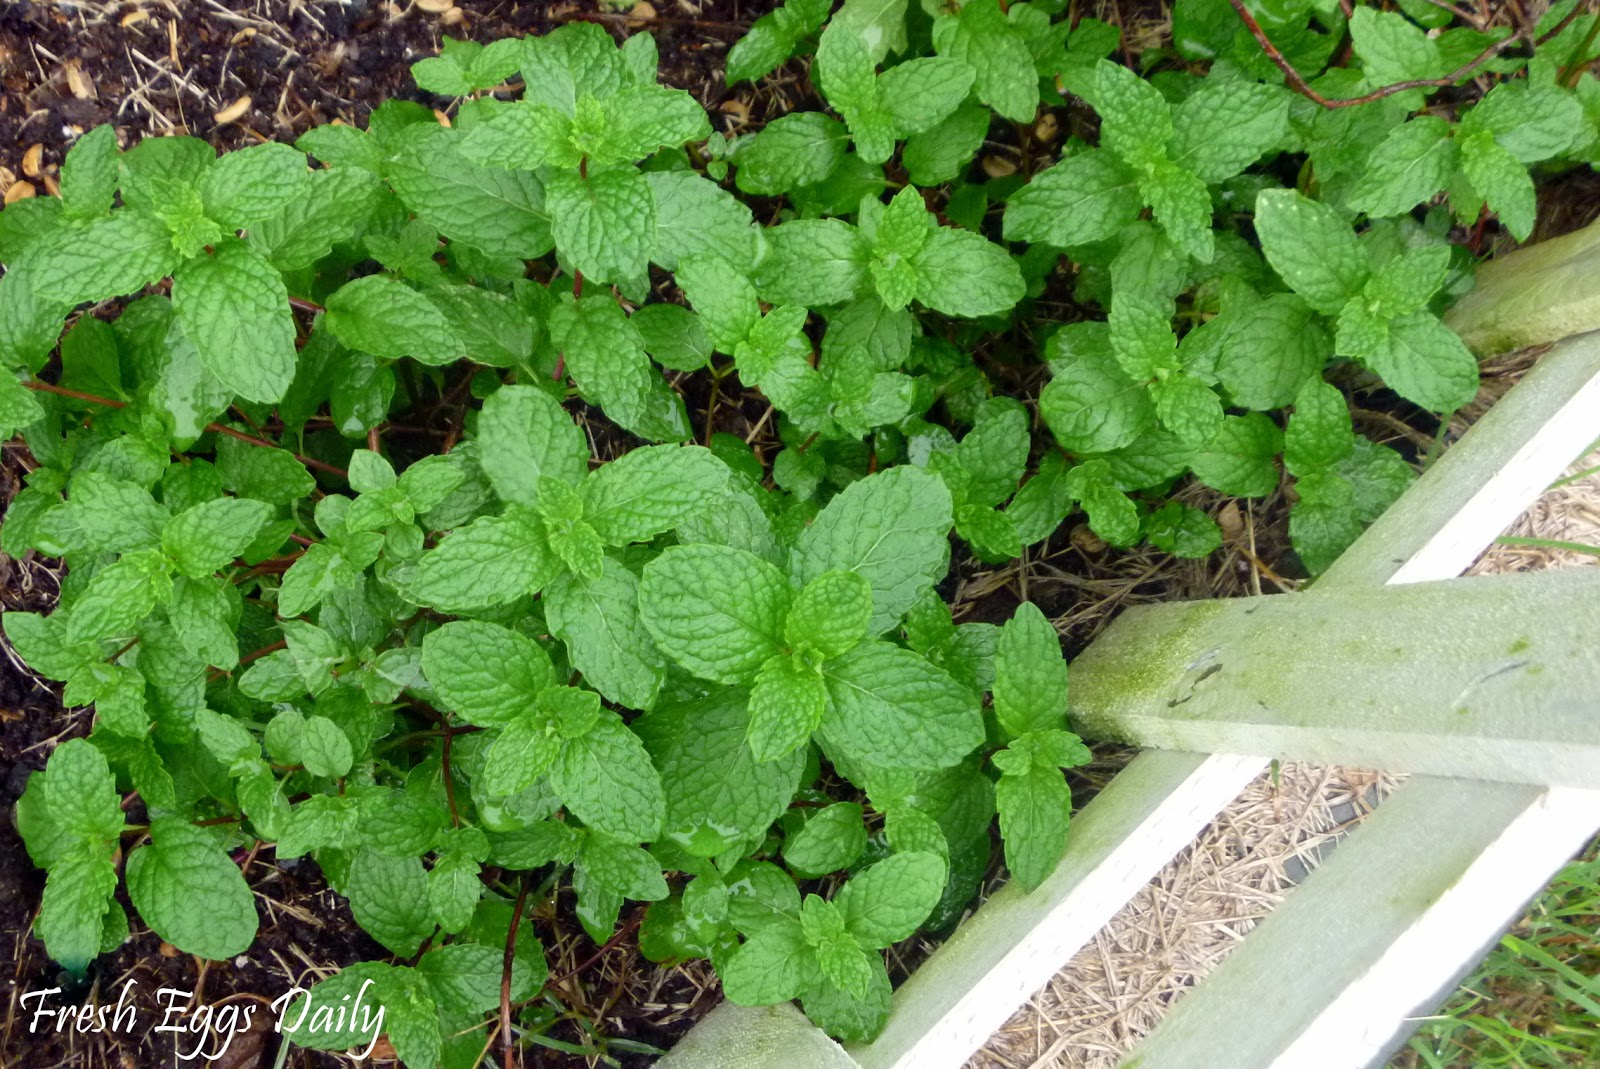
[65,548,172,644]
[1142,159,1215,263]
[476,384,588,510]
[481,718,561,798]
[1145,500,1224,558]
[821,640,983,771]
[1003,149,1141,248]
[996,765,1071,891]
[800,952,891,1042]
[345,849,435,957]
[1459,130,1536,242]
[28,210,180,308]
[786,569,873,660]
[1367,312,1479,412]
[582,444,730,545]
[1190,413,1284,497]
[933,0,1037,121]
[753,218,870,307]
[1349,6,1447,85]
[879,57,976,135]
[1284,376,1355,475]
[735,113,849,196]
[251,166,386,272]
[1253,189,1369,315]
[58,125,120,219]
[546,557,666,709]
[639,544,792,685]
[550,294,688,443]
[388,126,553,259]
[1064,460,1140,546]
[1290,470,1365,575]
[1348,117,1457,218]
[420,939,538,1015]
[632,302,712,372]
[402,512,557,613]
[197,142,309,230]
[645,171,757,272]
[993,602,1067,739]
[37,843,118,976]
[1153,372,1223,445]
[1216,294,1330,409]
[578,833,670,900]
[552,714,665,842]
[903,101,990,186]
[170,240,296,404]
[126,820,258,959]
[299,715,354,778]
[747,655,829,763]
[1169,80,1289,183]
[1039,329,1156,454]
[727,0,831,85]
[323,275,464,365]
[44,738,126,843]
[677,254,761,352]
[422,620,556,728]
[1460,82,1584,164]
[722,922,813,1005]
[1087,59,1172,170]
[786,802,868,878]
[792,466,953,635]
[642,691,806,856]
[546,166,656,286]
[161,498,273,578]
[1365,245,1451,319]
[837,851,945,948]
[909,226,1025,318]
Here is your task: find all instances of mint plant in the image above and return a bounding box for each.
[2,0,1594,1058]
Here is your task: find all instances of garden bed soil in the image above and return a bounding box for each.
[0,1,1505,1066]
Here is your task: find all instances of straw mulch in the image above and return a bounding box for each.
[970,370,1600,1069]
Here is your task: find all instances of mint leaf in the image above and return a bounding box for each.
[1349,6,1447,85]
[546,557,666,709]
[640,544,792,684]
[1088,59,1172,170]
[1190,413,1284,497]
[37,843,118,976]
[550,294,688,443]
[646,171,757,272]
[748,655,829,763]
[786,569,873,660]
[552,714,665,842]
[58,125,119,219]
[933,0,1037,121]
[161,498,272,578]
[1216,294,1330,409]
[1253,189,1369,315]
[403,512,556,612]
[1367,311,1479,412]
[197,142,308,230]
[324,275,463,365]
[1169,80,1289,183]
[1064,460,1140,546]
[388,126,553,259]
[1458,130,1535,242]
[1284,376,1355,475]
[422,620,556,728]
[996,764,1071,891]
[722,922,813,1005]
[879,58,975,135]
[786,802,868,878]
[993,602,1067,739]
[821,640,982,771]
[547,166,655,285]
[837,852,944,948]
[1003,150,1140,247]
[345,849,434,956]
[1145,500,1224,558]
[792,466,953,635]
[910,226,1025,318]
[735,113,849,196]
[65,548,172,644]
[29,211,180,308]
[1142,159,1214,263]
[1348,117,1457,218]
[578,832,670,900]
[1290,470,1365,574]
[582,444,729,545]
[753,218,870,307]
[643,691,806,855]
[477,384,588,509]
[126,820,257,959]
[1039,330,1156,454]
[170,240,296,404]
[632,302,712,372]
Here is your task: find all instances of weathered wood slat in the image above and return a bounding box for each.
[1071,567,1600,787]
[1123,779,1600,1069]
[655,1002,859,1069]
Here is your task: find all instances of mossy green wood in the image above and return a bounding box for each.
[654,1001,861,1069]
[1070,566,1600,788]
[1445,216,1600,356]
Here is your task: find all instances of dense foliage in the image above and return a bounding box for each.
[2,0,1596,1061]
